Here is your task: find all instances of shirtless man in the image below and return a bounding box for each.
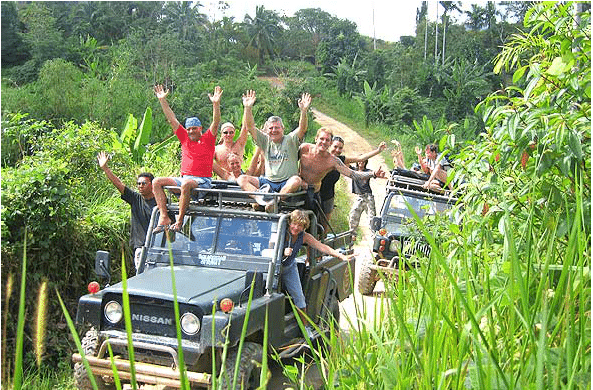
[213,121,249,179]
[299,127,385,204]
[237,90,311,211]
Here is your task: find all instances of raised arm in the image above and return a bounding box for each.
[344,142,387,164]
[235,119,249,149]
[295,92,312,141]
[333,157,375,182]
[415,146,430,174]
[242,90,258,140]
[97,151,125,194]
[208,85,223,137]
[303,232,354,262]
[154,85,180,132]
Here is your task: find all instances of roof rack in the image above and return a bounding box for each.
[387,168,458,202]
[163,180,307,213]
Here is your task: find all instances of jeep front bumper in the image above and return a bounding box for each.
[72,335,211,387]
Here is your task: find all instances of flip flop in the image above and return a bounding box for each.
[152,224,169,234]
[169,224,182,233]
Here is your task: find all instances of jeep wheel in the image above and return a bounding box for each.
[73,328,114,390]
[358,258,378,295]
[221,342,263,390]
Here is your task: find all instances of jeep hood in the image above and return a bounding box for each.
[105,266,249,304]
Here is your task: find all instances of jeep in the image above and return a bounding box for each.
[72,183,354,389]
[357,168,458,295]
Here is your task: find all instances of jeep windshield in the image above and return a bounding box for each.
[382,193,451,234]
[146,212,280,272]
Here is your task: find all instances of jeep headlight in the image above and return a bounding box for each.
[104,301,123,324]
[180,313,200,335]
[389,239,401,253]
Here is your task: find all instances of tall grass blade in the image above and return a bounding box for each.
[259,304,269,389]
[167,240,189,390]
[12,232,28,390]
[120,251,137,389]
[56,290,99,390]
[231,275,257,390]
[106,342,123,390]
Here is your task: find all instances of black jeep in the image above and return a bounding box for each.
[72,183,354,389]
[357,168,458,295]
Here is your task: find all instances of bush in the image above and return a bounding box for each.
[1,116,141,374]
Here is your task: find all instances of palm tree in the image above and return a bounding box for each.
[243,5,282,64]
[439,1,461,64]
[416,1,429,61]
[483,1,498,30]
[162,1,208,41]
[464,4,487,31]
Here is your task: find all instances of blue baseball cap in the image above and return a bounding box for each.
[185,117,201,128]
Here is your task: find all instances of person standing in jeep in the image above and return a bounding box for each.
[282,209,354,338]
[97,151,156,271]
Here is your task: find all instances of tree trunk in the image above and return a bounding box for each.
[442,15,447,64]
[434,2,439,65]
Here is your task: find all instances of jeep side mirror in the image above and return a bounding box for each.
[95,251,111,281]
[370,217,382,232]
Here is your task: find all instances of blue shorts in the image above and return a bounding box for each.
[258,177,288,193]
[173,176,212,188]
[281,260,306,309]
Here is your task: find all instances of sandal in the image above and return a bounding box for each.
[152,224,169,234]
[169,224,182,233]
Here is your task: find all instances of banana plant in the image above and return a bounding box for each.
[111,107,153,164]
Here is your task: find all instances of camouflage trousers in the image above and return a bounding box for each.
[349,193,376,232]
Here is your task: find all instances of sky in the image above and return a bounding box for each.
[204,1,490,43]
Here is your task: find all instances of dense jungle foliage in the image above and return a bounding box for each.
[1,1,590,388]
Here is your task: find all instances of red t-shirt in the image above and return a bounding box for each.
[176,125,215,177]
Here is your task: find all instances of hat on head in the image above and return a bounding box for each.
[221,122,235,132]
[185,117,201,128]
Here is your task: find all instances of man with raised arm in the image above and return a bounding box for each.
[151,84,223,233]
[97,151,156,270]
[298,127,386,214]
[237,90,311,211]
[213,121,249,179]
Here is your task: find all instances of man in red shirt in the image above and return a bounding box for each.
[152,84,222,233]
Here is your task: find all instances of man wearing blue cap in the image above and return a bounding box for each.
[152,84,223,233]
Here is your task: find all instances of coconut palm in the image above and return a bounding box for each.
[243,5,282,64]
[439,1,461,64]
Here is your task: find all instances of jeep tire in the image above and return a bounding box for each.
[358,257,378,295]
[74,328,114,390]
[221,342,263,390]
